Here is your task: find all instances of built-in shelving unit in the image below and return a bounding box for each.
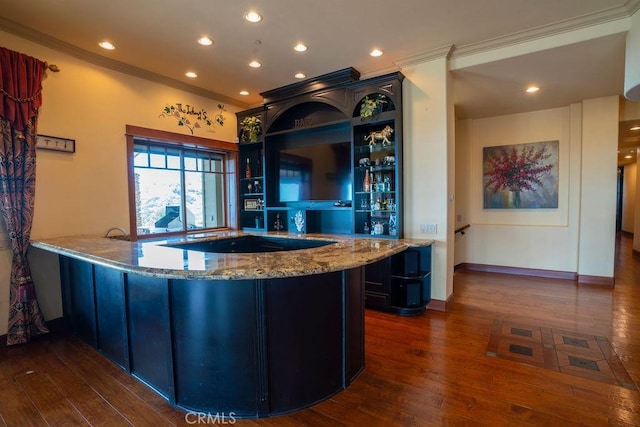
[236,68,428,315]
[237,107,266,231]
[236,68,404,239]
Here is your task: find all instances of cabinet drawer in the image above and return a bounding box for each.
[364,291,389,309]
[365,280,389,294]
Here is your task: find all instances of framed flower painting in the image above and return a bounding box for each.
[483,140,559,209]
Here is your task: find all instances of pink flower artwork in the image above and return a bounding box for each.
[483,140,558,209]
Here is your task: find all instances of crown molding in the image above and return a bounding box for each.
[0,17,247,108]
[393,44,455,69]
[626,0,640,14]
[452,5,631,59]
[359,64,401,81]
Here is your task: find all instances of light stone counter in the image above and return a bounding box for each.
[31,231,433,280]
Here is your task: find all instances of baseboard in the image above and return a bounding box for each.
[427,293,454,312]
[458,263,577,281]
[458,263,615,286]
[577,274,615,287]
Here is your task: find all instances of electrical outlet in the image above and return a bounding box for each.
[420,223,437,234]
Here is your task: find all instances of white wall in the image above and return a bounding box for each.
[0,30,241,335]
[578,96,619,278]
[462,107,581,272]
[456,97,619,279]
[402,57,454,302]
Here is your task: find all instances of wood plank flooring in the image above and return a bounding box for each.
[1,233,639,426]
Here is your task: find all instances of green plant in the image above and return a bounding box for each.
[360,94,387,119]
[240,116,262,142]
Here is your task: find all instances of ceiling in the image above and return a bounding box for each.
[1,0,639,158]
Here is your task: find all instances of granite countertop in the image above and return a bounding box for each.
[31,231,433,280]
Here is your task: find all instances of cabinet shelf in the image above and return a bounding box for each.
[241,192,264,197]
[392,271,431,281]
[240,176,264,181]
[355,190,396,195]
[355,143,396,154]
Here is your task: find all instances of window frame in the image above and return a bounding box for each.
[125,125,238,241]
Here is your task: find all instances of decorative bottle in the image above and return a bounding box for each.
[245,158,251,179]
[363,169,371,192]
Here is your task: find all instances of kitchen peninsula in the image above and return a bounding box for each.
[31,232,432,418]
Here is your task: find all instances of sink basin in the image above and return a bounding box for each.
[166,235,335,253]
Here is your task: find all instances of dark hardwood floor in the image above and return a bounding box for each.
[1,234,639,426]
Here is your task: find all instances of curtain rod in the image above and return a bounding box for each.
[44,62,60,73]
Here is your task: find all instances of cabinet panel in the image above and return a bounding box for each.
[364,291,390,310]
[94,265,129,370]
[171,279,260,415]
[127,274,174,402]
[265,272,343,415]
[60,257,97,347]
[364,257,391,293]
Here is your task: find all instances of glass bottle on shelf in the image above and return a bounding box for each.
[363,221,370,234]
[363,169,371,192]
[245,158,251,179]
[274,213,283,231]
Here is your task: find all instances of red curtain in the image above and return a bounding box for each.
[0,47,48,345]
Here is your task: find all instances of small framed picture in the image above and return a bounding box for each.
[36,134,75,153]
[244,199,259,210]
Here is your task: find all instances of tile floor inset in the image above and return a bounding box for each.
[486,319,638,391]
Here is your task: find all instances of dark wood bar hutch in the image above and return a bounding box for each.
[236,68,431,315]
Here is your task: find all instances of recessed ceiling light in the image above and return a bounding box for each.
[631,126,640,131]
[526,86,540,93]
[185,71,197,78]
[244,11,262,23]
[294,72,306,79]
[239,90,249,96]
[370,48,383,57]
[198,36,214,46]
[249,60,261,68]
[98,41,115,50]
[294,43,308,52]
[625,155,633,159]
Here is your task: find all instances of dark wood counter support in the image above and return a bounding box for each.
[58,255,364,418]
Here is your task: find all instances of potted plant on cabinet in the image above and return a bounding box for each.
[240,116,262,142]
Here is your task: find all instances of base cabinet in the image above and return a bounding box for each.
[364,245,432,315]
[58,255,364,418]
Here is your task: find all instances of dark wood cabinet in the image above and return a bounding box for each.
[57,254,365,417]
[235,68,404,238]
[235,68,431,315]
[237,107,266,231]
[364,257,392,310]
[352,74,403,238]
[364,245,432,315]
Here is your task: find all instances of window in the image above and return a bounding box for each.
[126,126,238,240]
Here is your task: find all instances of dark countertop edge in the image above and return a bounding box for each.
[30,232,433,280]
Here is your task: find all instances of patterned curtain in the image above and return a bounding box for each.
[0,47,49,345]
